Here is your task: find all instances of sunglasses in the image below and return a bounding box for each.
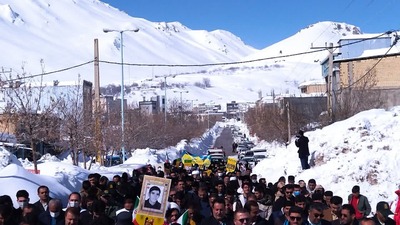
[238,218,250,223]
[290,216,302,221]
[314,214,324,218]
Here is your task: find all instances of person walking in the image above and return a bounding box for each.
[295,130,310,170]
[348,186,371,220]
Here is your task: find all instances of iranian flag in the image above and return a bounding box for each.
[177,210,189,225]
[132,196,140,225]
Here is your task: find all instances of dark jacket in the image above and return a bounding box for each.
[295,135,310,158]
[144,199,161,210]
[199,199,212,219]
[38,211,65,225]
[34,199,52,214]
[200,216,233,225]
[272,196,295,212]
[372,215,395,225]
[274,214,288,225]
[254,216,268,225]
[332,218,358,225]
[304,219,331,225]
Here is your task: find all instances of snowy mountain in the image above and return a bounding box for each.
[0,0,255,84]
[0,0,370,107]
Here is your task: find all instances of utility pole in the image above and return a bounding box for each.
[164,76,167,125]
[286,101,291,143]
[94,39,103,166]
[311,42,335,122]
[0,68,12,103]
[155,74,176,127]
[328,43,335,122]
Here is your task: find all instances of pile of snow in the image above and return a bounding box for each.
[0,121,224,208]
[252,106,400,213]
[0,147,22,169]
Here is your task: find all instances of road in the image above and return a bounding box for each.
[214,128,235,157]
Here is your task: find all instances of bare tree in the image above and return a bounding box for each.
[335,68,383,120]
[1,68,62,173]
[57,79,89,166]
[245,104,287,142]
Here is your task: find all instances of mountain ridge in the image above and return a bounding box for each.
[0,0,376,107]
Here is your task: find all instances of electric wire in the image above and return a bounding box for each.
[4,61,94,82]
[1,30,395,83]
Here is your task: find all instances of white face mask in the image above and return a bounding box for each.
[50,211,60,218]
[68,201,79,208]
[18,201,28,209]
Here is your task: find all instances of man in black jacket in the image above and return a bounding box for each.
[295,130,310,170]
[372,202,395,225]
[38,199,65,225]
[201,198,233,225]
[305,203,331,225]
[34,185,52,214]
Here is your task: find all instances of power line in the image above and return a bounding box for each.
[99,48,327,67]
[1,30,395,82]
[3,61,94,82]
[100,31,393,68]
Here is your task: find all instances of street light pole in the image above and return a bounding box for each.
[173,90,189,113]
[207,101,215,130]
[155,74,176,126]
[103,28,139,163]
[164,76,167,124]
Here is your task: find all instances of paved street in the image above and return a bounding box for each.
[214,128,235,156]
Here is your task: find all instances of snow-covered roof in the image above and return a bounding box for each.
[299,79,326,87]
[359,47,400,58]
[339,33,391,41]
[334,47,400,62]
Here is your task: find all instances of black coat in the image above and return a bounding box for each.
[372,215,395,225]
[38,211,65,225]
[34,199,52,214]
[295,135,310,158]
[144,199,161,210]
[200,216,233,225]
[304,219,331,225]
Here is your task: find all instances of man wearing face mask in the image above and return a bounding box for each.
[63,192,82,212]
[15,189,30,223]
[16,190,30,210]
[251,174,259,185]
[38,198,65,225]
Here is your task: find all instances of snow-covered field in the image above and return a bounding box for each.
[1,106,400,215]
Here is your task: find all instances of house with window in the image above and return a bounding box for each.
[321,33,400,114]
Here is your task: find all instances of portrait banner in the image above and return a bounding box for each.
[138,175,171,217]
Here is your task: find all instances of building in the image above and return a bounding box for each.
[298,80,326,95]
[99,95,127,116]
[138,95,165,115]
[226,101,239,119]
[321,33,400,116]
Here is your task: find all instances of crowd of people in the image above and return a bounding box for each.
[0,160,399,225]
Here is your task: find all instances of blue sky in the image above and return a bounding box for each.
[101,0,400,49]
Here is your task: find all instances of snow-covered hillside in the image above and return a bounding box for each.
[0,0,255,85]
[1,0,385,109]
[133,21,366,108]
[252,106,400,212]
